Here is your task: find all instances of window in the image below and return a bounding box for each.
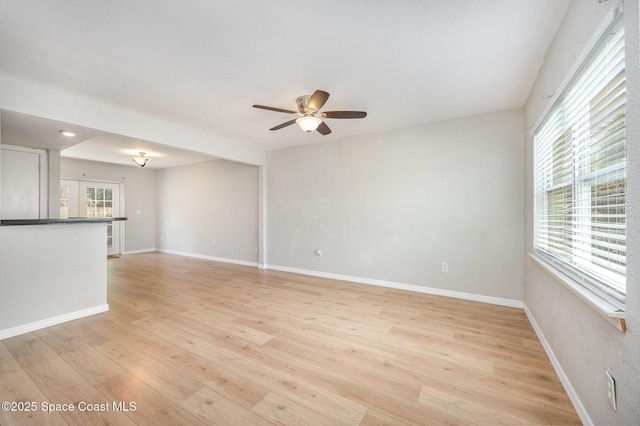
[85,185,115,249]
[60,184,70,219]
[533,12,626,307]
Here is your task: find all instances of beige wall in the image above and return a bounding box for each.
[267,108,525,303]
[156,159,259,264]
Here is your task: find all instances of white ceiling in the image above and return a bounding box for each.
[0,0,570,162]
[0,110,216,169]
[61,134,216,170]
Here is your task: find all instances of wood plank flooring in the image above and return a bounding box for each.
[0,252,581,425]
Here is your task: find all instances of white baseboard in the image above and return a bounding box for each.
[157,249,259,268]
[122,248,156,255]
[151,252,522,308]
[266,264,523,309]
[0,304,109,340]
[523,304,591,426]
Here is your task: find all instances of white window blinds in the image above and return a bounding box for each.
[533,11,626,306]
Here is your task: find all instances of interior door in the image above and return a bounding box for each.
[78,181,121,255]
[1,146,45,219]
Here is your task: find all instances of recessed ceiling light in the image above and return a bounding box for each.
[60,130,76,137]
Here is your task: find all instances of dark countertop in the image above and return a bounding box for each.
[0,217,128,226]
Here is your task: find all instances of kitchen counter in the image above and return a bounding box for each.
[0,221,114,339]
[1,217,127,226]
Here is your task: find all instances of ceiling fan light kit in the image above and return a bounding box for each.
[253,89,367,136]
[296,116,322,132]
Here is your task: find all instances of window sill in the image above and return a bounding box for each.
[528,253,626,332]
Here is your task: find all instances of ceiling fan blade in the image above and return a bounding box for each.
[253,105,297,114]
[307,90,330,112]
[317,121,331,135]
[323,111,367,119]
[270,119,298,131]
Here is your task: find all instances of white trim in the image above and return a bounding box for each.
[531,5,618,136]
[0,304,109,340]
[265,264,523,309]
[528,253,624,331]
[157,249,258,267]
[523,303,593,426]
[258,165,267,267]
[153,252,522,308]
[118,181,125,255]
[60,176,124,186]
[122,248,156,255]
[77,180,123,256]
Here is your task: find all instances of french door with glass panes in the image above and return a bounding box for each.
[61,180,121,255]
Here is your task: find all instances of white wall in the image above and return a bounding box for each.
[61,157,157,253]
[267,109,524,303]
[0,223,108,338]
[48,150,61,218]
[524,0,640,424]
[0,76,265,166]
[0,116,2,213]
[156,159,259,265]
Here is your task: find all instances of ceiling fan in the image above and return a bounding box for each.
[253,90,367,135]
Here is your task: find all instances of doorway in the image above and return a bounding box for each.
[61,179,122,255]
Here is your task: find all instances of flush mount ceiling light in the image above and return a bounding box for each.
[132,152,151,168]
[59,130,76,137]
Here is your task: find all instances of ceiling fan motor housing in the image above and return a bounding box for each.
[296,95,311,113]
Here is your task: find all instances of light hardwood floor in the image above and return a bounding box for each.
[0,252,580,425]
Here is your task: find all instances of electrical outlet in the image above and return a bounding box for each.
[211,240,215,246]
[606,371,617,411]
[441,262,449,273]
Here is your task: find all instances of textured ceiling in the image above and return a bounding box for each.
[0,0,570,156]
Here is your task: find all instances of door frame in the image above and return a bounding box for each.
[60,178,125,255]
